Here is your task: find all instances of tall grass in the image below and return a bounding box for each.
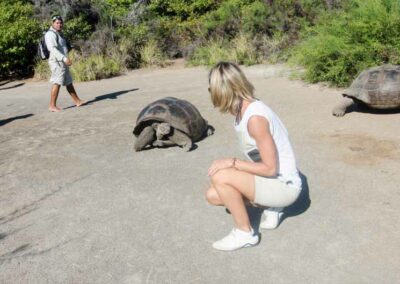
[33,50,125,82]
[140,39,167,68]
[70,53,122,82]
[188,34,260,66]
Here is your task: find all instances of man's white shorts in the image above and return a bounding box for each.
[49,60,73,86]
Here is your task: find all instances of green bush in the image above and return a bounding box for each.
[116,24,150,68]
[147,0,217,21]
[0,1,41,77]
[63,15,93,42]
[290,0,400,86]
[140,39,167,67]
[33,47,126,82]
[241,1,272,36]
[70,50,122,81]
[188,33,260,66]
[33,60,51,80]
[202,0,244,38]
[188,39,232,66]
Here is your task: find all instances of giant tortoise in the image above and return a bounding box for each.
[133,97,214,151]
[332,65,400,117]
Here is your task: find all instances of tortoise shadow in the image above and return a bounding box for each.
[0,114,34,127]
[345,103,400,116]
[356,104,400,115]
[136,142,200,152]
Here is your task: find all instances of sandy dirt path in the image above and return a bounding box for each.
[0,64,399,283]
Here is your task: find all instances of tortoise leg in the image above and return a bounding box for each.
[169,129,193,151]
[134,126,155,151]
[153,139,175,147]
[206,125,215,136]
[332,97,355,117]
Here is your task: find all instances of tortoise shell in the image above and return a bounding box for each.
[133,97,208,141]
[344,65,400,109]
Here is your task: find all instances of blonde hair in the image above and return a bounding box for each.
[208,61,255,115]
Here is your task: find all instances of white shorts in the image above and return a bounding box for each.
[49,61,73,86]
[254,176,301,208]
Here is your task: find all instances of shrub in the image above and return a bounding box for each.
[147,0,217,21]
[140,39,167,67]
[69,50,123,81]
[34,50,123,82]
[117,23,150,68]
[241,1,272,37]
[188,33,260,66]
[63,15,93,42]
[33,60,51,80]
[290,0,400,86]
[202,0,243,38]
[256,32,292,63]
[0,1,41,78]
[188,39,233,66]
[231,33,259,65]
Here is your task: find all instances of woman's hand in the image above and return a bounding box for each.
[208,158,235,176]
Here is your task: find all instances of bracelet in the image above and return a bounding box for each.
[232,157,237,168]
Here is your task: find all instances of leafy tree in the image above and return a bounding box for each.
[0,0,41,77]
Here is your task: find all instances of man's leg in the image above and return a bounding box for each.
[66,84,84,107]
[49,84,61,112]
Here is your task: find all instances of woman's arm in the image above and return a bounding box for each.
[208,115,278,177]
[235,115,278,177]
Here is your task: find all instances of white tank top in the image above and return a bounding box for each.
[234,100,301,189]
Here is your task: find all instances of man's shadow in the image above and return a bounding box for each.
[0,114,33,127]
[0,81,25,91]
[64,88,139,109]
[247,171,311,234]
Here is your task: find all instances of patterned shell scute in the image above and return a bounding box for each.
[133,97,208,141]
[344,65,400,109]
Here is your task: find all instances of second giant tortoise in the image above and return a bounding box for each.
[332,65,400,116]
[133,97,214,151]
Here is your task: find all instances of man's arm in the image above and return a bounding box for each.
[44,31,66,62]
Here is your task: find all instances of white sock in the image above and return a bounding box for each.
[234,228,254,238]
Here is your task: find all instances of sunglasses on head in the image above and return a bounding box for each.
[52,15,63,22]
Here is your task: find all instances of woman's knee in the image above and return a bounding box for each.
[210,168,234,186]
[205,187,222,205]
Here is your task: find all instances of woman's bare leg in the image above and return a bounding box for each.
[205,186,223,206]
[209,168,255,232]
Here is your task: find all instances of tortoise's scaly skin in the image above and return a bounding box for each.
[133,97,211,150]
[344,65,400,109]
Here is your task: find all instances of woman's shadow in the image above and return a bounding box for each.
[247,171,311,234]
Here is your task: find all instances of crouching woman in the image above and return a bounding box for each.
[206,62,302,251]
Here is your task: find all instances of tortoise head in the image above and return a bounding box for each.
[157,122,171,136]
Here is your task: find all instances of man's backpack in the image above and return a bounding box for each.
[38,32,50,60]
[37,30,71,60]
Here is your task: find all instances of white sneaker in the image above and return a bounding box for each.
[212,228,259,251]
[260,207,284,230]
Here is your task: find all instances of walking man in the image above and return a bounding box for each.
[45,15,84,112]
